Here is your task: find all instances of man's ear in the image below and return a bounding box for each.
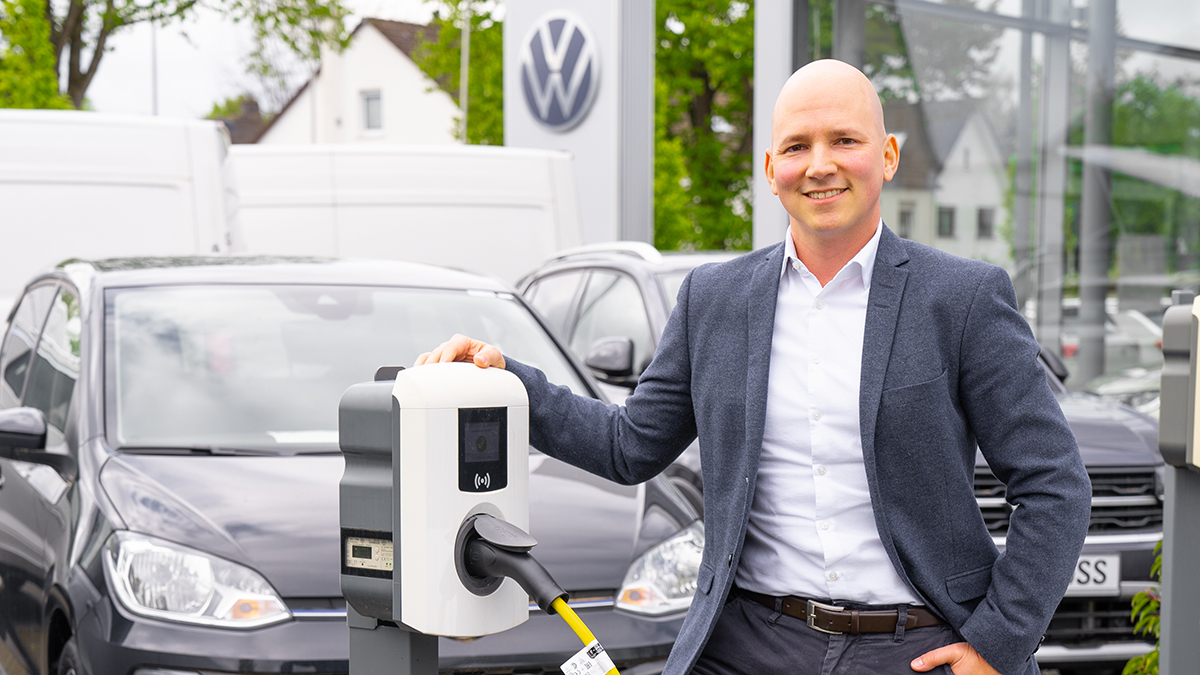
[882,134,900,182]
[764,150,779,195]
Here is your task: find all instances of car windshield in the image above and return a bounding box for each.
[107,284,588,451]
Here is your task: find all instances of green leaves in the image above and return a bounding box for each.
[654,0,754,251]
[1123,540,1162,675]
[411,0,503,146]
[0,0,72,109]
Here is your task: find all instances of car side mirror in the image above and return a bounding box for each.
[583,336,637,388]
[0,407,75,479]
[1039,344,1070,383]
[0,407,47,455]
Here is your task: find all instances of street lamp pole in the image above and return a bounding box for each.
[459,1,471,141]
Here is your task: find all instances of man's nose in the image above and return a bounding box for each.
[805,143,836,179]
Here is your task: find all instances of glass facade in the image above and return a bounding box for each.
[807,0,1200,397]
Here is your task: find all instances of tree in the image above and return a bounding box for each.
[412,0,503,145]
[655,0,755,250]
[0,0,72,108]
[43,0,351,109]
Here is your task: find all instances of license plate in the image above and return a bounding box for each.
[1066,554,1121,596]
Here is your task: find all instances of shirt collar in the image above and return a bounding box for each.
[781,219,884,290]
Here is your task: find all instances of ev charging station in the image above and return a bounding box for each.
[338,363,611,675]
[1153,291,1200,673]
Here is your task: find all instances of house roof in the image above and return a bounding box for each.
[883,99,942,191]
[250,18,442,144]
[921,100,978,165]
[364,18,438,57]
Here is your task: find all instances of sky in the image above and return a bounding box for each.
[83,0,1200,122]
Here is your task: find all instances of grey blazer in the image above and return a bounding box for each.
[505,226,1091,675]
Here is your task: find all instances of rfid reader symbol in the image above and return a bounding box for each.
[474,473,491,490]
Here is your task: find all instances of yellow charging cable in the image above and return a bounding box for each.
[551,597,620,675]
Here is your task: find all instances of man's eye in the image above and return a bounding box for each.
[835,138,856,145]
[786,144,805,153]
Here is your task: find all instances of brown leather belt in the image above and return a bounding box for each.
[738,588,946,635]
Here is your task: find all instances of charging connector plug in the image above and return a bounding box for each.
[464,537,568,613]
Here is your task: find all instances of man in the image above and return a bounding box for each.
[417,60,1091,675]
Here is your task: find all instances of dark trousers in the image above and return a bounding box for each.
[691,593,959,675]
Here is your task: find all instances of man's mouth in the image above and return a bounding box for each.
[805,188,847,200]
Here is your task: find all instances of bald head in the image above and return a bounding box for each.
[763,59,899,271]
[771,59,886,148]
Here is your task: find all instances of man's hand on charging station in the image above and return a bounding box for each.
[415,334,506,370]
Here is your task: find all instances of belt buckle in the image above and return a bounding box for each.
[806,599,846,635]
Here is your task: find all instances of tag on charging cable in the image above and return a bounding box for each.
[561,640,616,675]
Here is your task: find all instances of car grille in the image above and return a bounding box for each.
[975,466,1162,536]
[1044,598,1156,646]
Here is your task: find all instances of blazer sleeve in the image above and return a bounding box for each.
[503,272,700,485]
[953,265,1092,673]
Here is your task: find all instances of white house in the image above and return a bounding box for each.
[880,99,1012,271]
[257,19,461,145]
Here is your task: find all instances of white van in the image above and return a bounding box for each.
[0,110,238,305]
[229,144,582,284]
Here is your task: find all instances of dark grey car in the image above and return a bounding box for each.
[519,243,1163,672]
[0,257,702,675]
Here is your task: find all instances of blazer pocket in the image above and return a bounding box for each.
[881,369,948,407]
[697,562,716,595]
[945,564,993,603]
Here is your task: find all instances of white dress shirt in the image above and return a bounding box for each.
[734,222,922,605]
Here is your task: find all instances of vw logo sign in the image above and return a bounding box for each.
[519,12,600,131]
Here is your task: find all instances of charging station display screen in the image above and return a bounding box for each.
[459,407,507,492]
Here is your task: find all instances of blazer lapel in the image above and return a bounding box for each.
[744,243,785,475]
[859,226,910,458]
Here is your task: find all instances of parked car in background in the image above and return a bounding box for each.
[0,257,702,675]
[520,243,1164,673]
[518,243,736,516]
[1085,365,1163,419]
[0,110,239,308]
[230,144,583,284]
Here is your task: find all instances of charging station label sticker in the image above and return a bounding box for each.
[561,641,615,675]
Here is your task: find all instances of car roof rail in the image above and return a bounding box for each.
[544,242,664,265]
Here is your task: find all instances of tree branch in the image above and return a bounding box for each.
[77,0,116,99]
[53,0,87,80]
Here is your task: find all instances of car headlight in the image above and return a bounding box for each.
[617,520,704,616]
[104,531,291,629]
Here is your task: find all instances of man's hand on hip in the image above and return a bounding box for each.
[414,334,505,369]
[911,642,1001,675]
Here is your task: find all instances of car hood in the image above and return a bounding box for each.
[969,391,1161,469]
[1056,392,1160,466]
[100,452,642,598]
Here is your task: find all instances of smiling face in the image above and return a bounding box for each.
[766,60,899,252]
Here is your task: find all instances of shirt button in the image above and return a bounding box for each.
[815,300,825,309]
[820,521,830,530]
[817,465,827,475]
[812,410,821,421]
[792,260,800,271]
[812,355,821,364]
[828,572,838,581]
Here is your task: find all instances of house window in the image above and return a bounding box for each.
[937,206,956,238]
[899,203,915,239]
[362,91,382,131]
[977,207,995,239]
